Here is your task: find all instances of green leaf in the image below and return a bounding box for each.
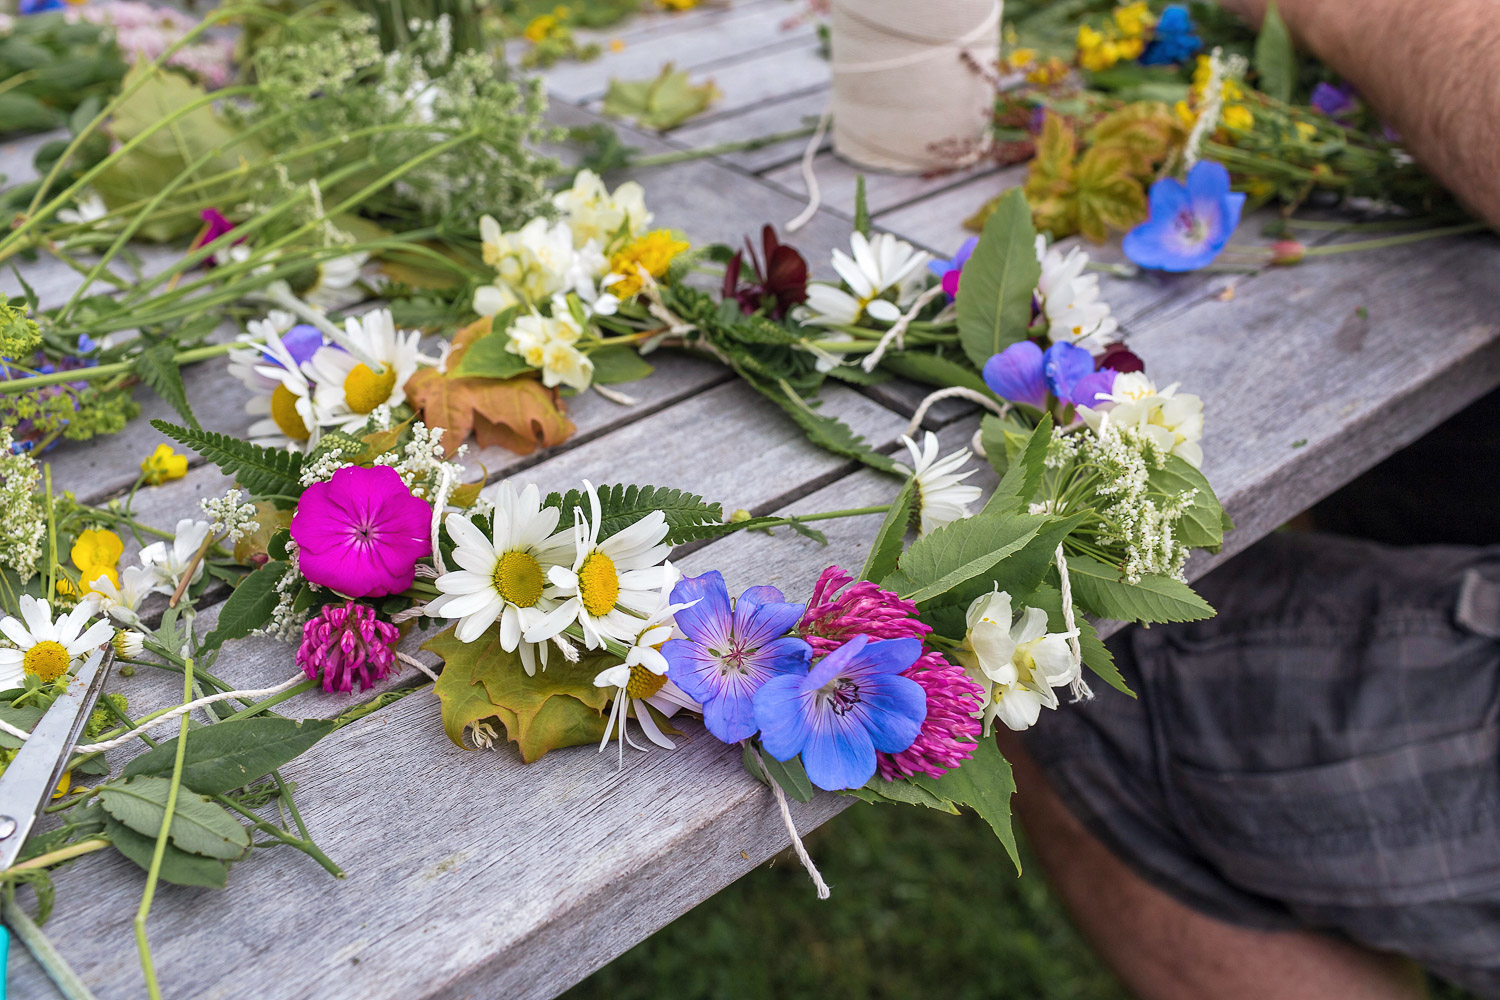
[846,775,961,814]
[1149,454,1226,552]
[878,350,989,396]
[883,511,1045,605]
[121,718,336,795]
[150,420,304,500]
[133,341,198,430]
[201,562,285,652]
[545,484,725,545]
[983,413,1052,515]
[859,477,915,584]
[748,377,899,474]
[450,320,533,381]
[601,63,720,130]
[755,750,814,804]
[104,817,229,889]
[1254,1,1295,104]
[955,189,1040,370]
[588,345,654,385]
[97,777,250,859]
[1064,554,1215,624]
[853,175,870,237]
[910,737,1019,871]
[0,704,44,750]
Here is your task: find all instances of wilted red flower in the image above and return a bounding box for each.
[1095,341,1145,374]
[723,225,809,319]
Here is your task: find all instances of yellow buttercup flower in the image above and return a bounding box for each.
[1223,104,1254,130]
[523,13,559,43]
[71,528,123,574]
[608,230,690,298]
[1113,2,1155,38]
[658,0,700,10]
[1008,47,1036,69]
[1027,57,1070,86]
[140,443,187,485]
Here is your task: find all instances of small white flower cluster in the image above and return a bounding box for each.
[0,430,45,583]
[267,542,306,642]
[1035,235,1119,354]
[200,489,261,544]
[391,423,466,500]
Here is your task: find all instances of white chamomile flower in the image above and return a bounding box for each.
[1080,372,1205,468]
[553,169,652,248]
[0,595,114,688]
[139,519,214,596]
[954,588,1079,733]
[229,314,321,450]
[527,481,674,650]
[112,629,146,660]
[895,432,983,535]
[307,309,428,432]
[804,231,930,326]
[429,481,576,675]
[593,564,702,761]
[303,250,371,311]
[57,192,108,226]
[1035,236,1119,354]
[84,564,156,627]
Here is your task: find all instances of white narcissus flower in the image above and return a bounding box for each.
[1080,371,1205,468]
[553,170,652,249]
[895,432,983,535]
[0,595,114,688]
[1035,235,1119,354]
[306,309,429,432]
[527,480,674,650]
[955,588,1079,733]
[428,481,576,675]
[506,307,594,392]
[804,232,930,326]
[139,519,215,596]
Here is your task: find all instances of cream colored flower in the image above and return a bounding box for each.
[1080,372,1205,468]
[507,307,594,391]
[553,169,652,249]
[955,588,1078,733]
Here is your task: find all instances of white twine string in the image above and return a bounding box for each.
[785,105,833,234]
[395,650,441,683]
[861,284,947,372]
[1054,543,1092,703]
[592,383,639,407]
[752,745,830,899]
[428,463,455,580]
[902,386,1010,438]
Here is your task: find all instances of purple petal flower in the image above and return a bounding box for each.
[278,324,325,368]
[1122,161,1245,272]
[1310,81,1358,119]
[1069,369,1119,407]
[982,341,1048,407]
[753,634,926,791]
[1139,5,1201,66]
[1042,342,1095,401]
[662,571,812,743]
[928,237,978,300]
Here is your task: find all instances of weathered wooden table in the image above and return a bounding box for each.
[6,2,1500,996]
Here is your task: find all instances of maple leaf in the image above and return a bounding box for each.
[1086,102,1185,181]
[423,625,610,762]
[1073,145,1149,243]
[1023,112,1082,238]
[404,367,574,457]
[602,63,721,130]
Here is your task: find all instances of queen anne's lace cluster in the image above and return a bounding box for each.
[0,431,45,583]
[200,489,261,543]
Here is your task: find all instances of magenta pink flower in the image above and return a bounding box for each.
[297,602,400,694]
[800,566,983,781]
[290,465,432,598]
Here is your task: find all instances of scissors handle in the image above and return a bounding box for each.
[0,646,114,872]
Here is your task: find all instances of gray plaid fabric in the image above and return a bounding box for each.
[1023,532,1500,997]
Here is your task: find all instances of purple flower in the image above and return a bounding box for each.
[662,571,813,743]
[19,0,65,13]
[193,208,244,267]
[278,325,325,368]
[1310,81,1358,119]
[928,237,978,300]
[1139,5,1201,66]
[297,601,400,694]
[753,635,926,791]
[1122,161,1245,272]
[982,341,1119,408]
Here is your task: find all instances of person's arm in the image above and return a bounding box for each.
[1221,0,1500,226]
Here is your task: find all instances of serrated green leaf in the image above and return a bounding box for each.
[910,736,1019,871]
[133,342,198,429]
[1254,1,1295,104]
[588,345,654,385]
[201,562,285,652]
[1064,554,1215,624]
[98,777,250,859]
[846,775,961,813]
[878,350,990,396]
[748,377,899,474]
[859,477,915,584]
[150,419,305,500]
[105,817,229,889]
[121,717,335,794]
[1149,454,1226,552]
[956,189,1040,370]
[883,511,1045,605]
[983,413,1052,515]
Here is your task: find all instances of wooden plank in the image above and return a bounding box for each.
[666,86,829,172]
[761,149,1002,219]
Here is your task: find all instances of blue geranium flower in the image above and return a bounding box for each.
[753,634,926,791]
[19,0,66,13]
[928,236,978,300]
[982,341,1118,409]
[662,571,813,743]
[1122,161,1245,272]
[1139,4,1202,65]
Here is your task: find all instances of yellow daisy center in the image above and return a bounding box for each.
[577,550,620,618]
[493,550,545,609]
[625,664,667,699]
[24,640,71,683]
[343,363,396,414]
[270,383,311,442]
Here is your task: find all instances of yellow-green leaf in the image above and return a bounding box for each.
[602,64,721,130]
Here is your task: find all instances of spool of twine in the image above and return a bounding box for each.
[829,0,1001,174]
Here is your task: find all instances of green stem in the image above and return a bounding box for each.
[761,504,890,524]
[220,679,318,722]
[212,794,344,878]
[133,655,195,1000]
[0,342,234,394]
[626,126,817,169]
[3,895,100,1000]
[1298,221,1487,255]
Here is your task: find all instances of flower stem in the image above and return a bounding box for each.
[2,895,98,1000]
[6,837,111,873]
[1298,221,1487,255]
[625,126,817,169]
[219,679,318,722]
[0,343,235,394]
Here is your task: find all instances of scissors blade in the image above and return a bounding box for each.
[0,646,114,872]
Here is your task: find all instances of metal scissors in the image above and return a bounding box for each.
[0,646,115,872]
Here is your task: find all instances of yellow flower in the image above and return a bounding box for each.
[1027,57,1070,85]
[71,528,123,575]
[657,0,700,9]
[52,770,72,799]
[1223,104,1254,130]
[1191,54,1212,89]
[1174,100,1197,128]
[140,443,187,485]
[1008,47,1035,69]
[608,230,690,298]
[523,13,559,43]
[1294,121,1317,140]
[1113,2,1155,38]
[608,37,626,52]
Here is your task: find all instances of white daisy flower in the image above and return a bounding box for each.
[804,231,930,326]
[228,313,322,450]
[955,588,1079,733]
[303,250,371,311]
[593,564,702,761]
[0,595,113,688]
[428,481,576,675]
[526,481,674,650]
[306,309,427,433]
[112,629,146,660]
[84,564,156,627]
[895,432,983,535]
[1079,372,1205,468]
[1036,236,1119,354]
[139,519,214,596]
